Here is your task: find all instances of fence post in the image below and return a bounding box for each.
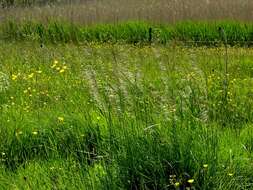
[148,27,152,45]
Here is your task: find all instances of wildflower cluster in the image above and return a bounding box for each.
[51,60,68,74]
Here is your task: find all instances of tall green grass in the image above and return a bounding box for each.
[1,43,253,189]
[1,20,253,46]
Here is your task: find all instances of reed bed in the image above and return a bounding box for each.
[1,0,253,24]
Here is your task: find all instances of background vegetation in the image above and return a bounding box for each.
[1,0,253,24]
[1,21,253,46]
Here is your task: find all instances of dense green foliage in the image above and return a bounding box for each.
[1,21,253,46]
[1,43,253,189]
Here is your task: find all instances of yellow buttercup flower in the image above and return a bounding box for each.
[58,116,64,122]
[28,73,34,79]
[203,164,208,168]
[187,179,194,184]
[59,69,65,73]
[12,74,18,81]
[32,131,38,135]
[174,182,180,187]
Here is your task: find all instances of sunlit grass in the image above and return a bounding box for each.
[1,21,253,46]
[0,42,253,189]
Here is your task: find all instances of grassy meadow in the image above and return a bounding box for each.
[1,1,253,190]
[0,42,253,189]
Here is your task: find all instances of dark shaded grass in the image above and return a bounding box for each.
[1,118,104,171]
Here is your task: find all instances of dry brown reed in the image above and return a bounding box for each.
[0,0,253,24]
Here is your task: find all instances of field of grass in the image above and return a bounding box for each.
[2,21,253,46]
[1,2,253,188]
[1,41,253,189]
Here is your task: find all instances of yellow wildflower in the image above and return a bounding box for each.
[59,69,65,73]
[58,116,64,122]
[12,74,18,81]
[187,179,194,184]
[28,73,34,79]
[203,164,208,168]
[32,131,38,135]
[174,182,180,187]
[228,173,233,176]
